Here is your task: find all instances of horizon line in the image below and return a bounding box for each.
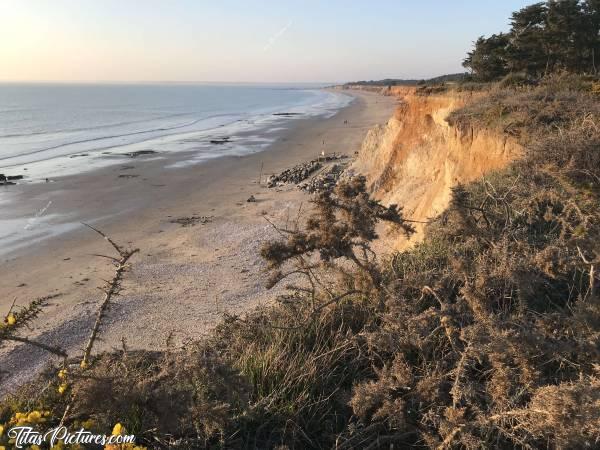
[0,79,346,86]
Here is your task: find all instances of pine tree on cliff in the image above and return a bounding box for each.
[463,34,510,80]
[464,0,600,80]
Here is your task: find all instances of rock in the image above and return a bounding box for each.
[1,173,23,185]
[299,164,347,194]
[247,195,257,203]
[266,160,322,187]
[210,137,231,145]
[170,216,214,227]
[125,150,157,158]
[266,154,351,191]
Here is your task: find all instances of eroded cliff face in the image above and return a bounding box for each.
[354,88,523,247]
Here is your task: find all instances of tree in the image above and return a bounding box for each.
[463,34,510,81]
[583,0,600,73]
[546,0,586,71]
[508,2,549,76]
[464,1,600,80]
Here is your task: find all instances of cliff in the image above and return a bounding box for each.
[354,87,523,247]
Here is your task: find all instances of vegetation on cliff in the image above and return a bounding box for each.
[464,0,600,80]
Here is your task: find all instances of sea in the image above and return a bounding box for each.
[0,83,352,181]
[0,83,352,256]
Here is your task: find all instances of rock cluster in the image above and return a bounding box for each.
[170,215,214,227]
[299,164,346,193]
[124,150,157,158]
[0,174,23,185]
[266,160,322,187]
[266,155,350,189]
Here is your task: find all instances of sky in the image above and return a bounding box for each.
[0,0,535,83]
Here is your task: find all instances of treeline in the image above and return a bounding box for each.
[464,0,600,80]
[347,78,421,87]
[346,73,466,87]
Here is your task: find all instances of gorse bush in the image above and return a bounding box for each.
[342,169,599,448]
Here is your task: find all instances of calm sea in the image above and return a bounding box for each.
[0,83,352,180]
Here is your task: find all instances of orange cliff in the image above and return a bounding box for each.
[353,87,523,248]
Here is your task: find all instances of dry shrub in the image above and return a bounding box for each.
[69,348,248,446]
[448,74,600,142]
[338,167,600,447]
[530,114,600,185]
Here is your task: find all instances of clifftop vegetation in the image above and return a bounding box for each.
[344,73,467,88]
[464,0,600,80]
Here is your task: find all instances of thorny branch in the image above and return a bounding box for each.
[80,223,139,366]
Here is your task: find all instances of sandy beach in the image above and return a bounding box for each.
[0,89,397,392]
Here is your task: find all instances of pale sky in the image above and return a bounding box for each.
[0,0,534,83]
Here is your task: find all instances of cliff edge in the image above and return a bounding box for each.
[354,87,523,247]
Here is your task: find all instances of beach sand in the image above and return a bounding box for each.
[0,90,397,392]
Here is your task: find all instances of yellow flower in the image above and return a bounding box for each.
[29,445,41,450]
[58,369,67,379]
[80,360,88,369]
[58,383,68,394]
[5,314,16,326]
[14,411,27,425]
[0,424,4,436]
[1,446,6,450]
[27,411,42,423]
[111,423,124,436]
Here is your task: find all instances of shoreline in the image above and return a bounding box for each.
[0,89,353,256]
[0,89,397,394]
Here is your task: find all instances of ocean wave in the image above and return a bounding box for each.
[0,87,352,178]
[0,113,244,164]
[0,112,193,139]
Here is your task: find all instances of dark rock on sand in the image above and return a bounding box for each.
[266,154,349,189]
[170,216,214,227]
[266,160,322,187]
[1,174,23,185]
[299,164,346,193]
[210,137,231,145]
[125,150,157,158]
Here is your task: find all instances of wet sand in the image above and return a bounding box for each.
[0,90,397,393]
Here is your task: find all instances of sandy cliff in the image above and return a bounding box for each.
[354,87,523,247]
